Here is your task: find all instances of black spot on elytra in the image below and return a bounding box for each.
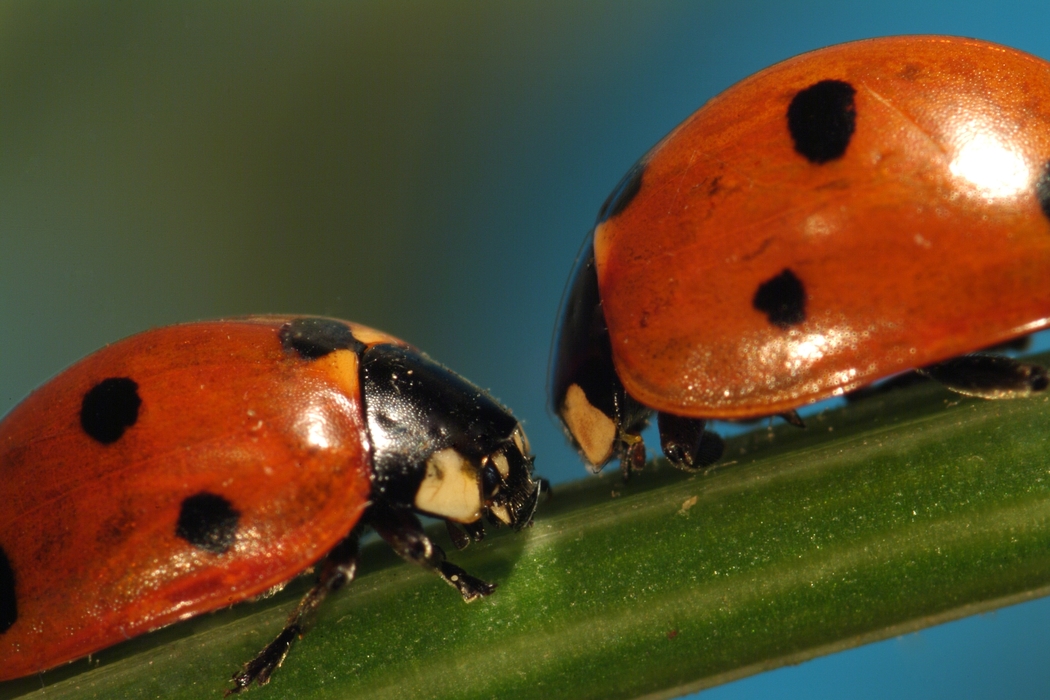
[80,377,141,444]
[0,546,16,633]
[176,493,240,554]
[753,268,807,328]
[787,80,856,164]
[279,317,365,359]
[1035,160,1050,222]
[597,161,645,223]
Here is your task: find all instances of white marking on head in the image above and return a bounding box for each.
[512,425,530,456]
[491,452,511,479]
[415,448,483,523]
[489,504,512,525]
[561,383,615,470]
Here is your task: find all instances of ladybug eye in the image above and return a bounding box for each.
[481,459,503,497]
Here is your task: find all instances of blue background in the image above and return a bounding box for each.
[2,2,1049,697]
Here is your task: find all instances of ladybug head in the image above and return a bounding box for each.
[479,425,539,530]
[361,344,541,530]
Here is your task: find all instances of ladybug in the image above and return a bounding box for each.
[550,35,1050,475]
[0,316,540,693]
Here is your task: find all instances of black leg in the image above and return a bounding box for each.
[657,412,725,471]
[620,433,646,480]
[920,355,1049,399]
[445,520,471,550]
[226,534,360,696]
[366,503,495,602]
[778,409,806,428]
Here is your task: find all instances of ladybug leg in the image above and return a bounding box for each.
[619,431,646,480]
[919,355,1049,399]
[226,534,360,696]
[445,521,472,550]
[657,412,725,471]
[367,502,496,602]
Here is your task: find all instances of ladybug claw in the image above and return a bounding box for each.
[657,413,724,471]
[440,561,496,601]
[226,626,298,696]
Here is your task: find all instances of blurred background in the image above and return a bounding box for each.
[2,1,1049,697]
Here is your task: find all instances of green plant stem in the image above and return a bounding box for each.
[5,375,1050,700]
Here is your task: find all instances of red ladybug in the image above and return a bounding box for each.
[0,316,540,693]
[551,35,1050,474]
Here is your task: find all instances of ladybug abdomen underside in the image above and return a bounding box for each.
[0,320,372,679]
[596,36,1050,418]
